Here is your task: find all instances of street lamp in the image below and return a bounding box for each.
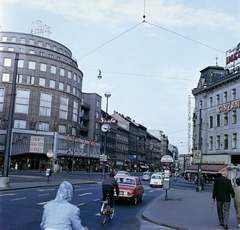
[101,92,111,181]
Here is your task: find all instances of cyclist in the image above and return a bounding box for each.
[102,172,119,213]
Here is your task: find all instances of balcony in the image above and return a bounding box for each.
[81,102,90,109]
[80,125,88,132]
[80,114,89,120]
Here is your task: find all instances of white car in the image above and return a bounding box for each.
[142,172,151,181]
[115,171,130,176]
[150,173,163,187]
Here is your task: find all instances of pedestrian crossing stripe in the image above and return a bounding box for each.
[11,197,26,201]
[37,200,52,205]
[0,193,17,196]
[78,192,92,196]
[77,203,84,206]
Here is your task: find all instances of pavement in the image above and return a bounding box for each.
[0,173,239,230]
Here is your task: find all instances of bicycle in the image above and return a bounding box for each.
[100,193,114,225]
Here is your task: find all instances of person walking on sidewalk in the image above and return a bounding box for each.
[234,178,240,228]
[40,181,88,230]
[212,170,235,229]
[200,174,205,190]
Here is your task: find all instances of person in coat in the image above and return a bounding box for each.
[212,170,235,229]
[40,181,88,230]
[234,178,240,228]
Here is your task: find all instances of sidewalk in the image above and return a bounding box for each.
[142,187,239,230]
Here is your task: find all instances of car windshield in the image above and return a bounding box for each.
[143,172,150,175]
[152,175,161,179]
[116,177,136,185]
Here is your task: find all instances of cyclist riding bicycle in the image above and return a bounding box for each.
[102,172,119,213]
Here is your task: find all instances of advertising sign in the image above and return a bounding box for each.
[29,136,44,153]
[193,150,201,164]
[161,155,173,163]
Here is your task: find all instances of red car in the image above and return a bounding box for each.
[114,175,144,205]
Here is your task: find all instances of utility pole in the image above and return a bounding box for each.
[197,108,202,192]
[0,53,19,188]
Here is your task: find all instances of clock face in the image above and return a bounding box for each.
[46,150,54,158]
[101,124,109,132]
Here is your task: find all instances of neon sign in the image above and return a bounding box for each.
[226,43,240,66]
[28,20,52,36]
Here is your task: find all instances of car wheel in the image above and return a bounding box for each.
[133,197,138,205]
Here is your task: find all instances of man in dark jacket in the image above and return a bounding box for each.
[212,170,235,229]
[102,172,119,213]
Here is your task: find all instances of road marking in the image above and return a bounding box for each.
[38,194,49,196]
[37,200,52,205]
[78,193,92,196]
[0,193,17,196]
[37,188,56,192]
[77,203,85,206]
[95,213,101,216]
[11,197,26,201]
[93,198,100,202]
[149,190,155,193]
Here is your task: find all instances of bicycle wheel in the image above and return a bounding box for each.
[101,202,108,225]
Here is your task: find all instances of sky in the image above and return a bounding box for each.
[1,0,240,155]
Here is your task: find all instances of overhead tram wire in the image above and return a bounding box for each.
[77,22,143,60]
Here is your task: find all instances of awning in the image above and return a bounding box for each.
[186,164,228,174]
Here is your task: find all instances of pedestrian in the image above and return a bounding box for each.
[234,178,240,228]
[15,163,18,172]
[40,181,88,230]
[200,174,205,190]
[27,163,30,171]
[44,164,47,171]
[212,170,235,229]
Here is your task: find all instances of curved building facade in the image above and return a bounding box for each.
[0,32,100,171]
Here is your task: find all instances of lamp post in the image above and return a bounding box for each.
[101,92,111,181]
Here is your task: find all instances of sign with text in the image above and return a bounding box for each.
[193,150,201,164]
[29,136,44,153]
[99,118,117,123]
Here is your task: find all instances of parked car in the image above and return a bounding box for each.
[115,171,130,176]
[142,172,152,181]
[114,175,144,204]
[150,173,163,187]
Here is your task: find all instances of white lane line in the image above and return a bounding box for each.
[0,193,17,196]
[11,197,26,201]
[37,188,56,192]
[38,194,49,196]
[93,198,100,202]
[78,193,92,196]
[77,203,85,206]
[37,200,52,205]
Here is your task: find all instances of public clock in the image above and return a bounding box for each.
[46,150,54,158]
[101,124,109,132]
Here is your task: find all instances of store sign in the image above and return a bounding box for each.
[161,155,173,163]
[99,118,117,123]
[29,136,44,153]
[226,43,240,65]
[219,101,240,113]
[28,20,52,36]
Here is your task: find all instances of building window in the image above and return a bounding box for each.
[50,80,55,88]
[49,54,53,58]
[232,133,237,149]
[73,87,76,95]
[232,110,237,124]
[14,120,26,129]
[59,48,62,53]
[39,78,46,87]
[72,127,76,136]
[60,96,68,119]
[2,73,10,82]
[39,122,49,131]
[29,39,34,45]
[224,134,228,149]
[96,123,98,129]
[209,116,213,128]
[224,92,227,103]
[216,135,220,150]
[74,73,77,81]
[39,92,52,116]
[15,89,30,114]
[73,101,78,122]
[60,68,65,76]
[39,51,44,56]
[2,36,7,42]
[57,56,61,60]
[19,48,24,53]
[59,125,66,133]
[67,84,70,93]
[232,89,236,100]
[8,47,14,51]
[20,38,25,44]
[59,82,64,90]
[51,65,56,74]
[68,71,72,79]
[38,41,43,47]
[216,94,219,105]
[199,100,202,109]
[96,111,99,118]
[46,43,50,49]
[209,97,212,107]
[28,61,36,70]
[4,58,11,67]
[0,47,3,50]
[216,114,220,127]
[17,74,23,83]
[97,100,100,107]
[40,63,47,72]
[18,60,24,68]
[53,45,57,51]
[78,76,81,83]
[29,50,35,54]
[224,113,228,125]
[0,88,5,112]
[27,76,34,84]
[11,37,16,42]
[209,136,213,150]
[77,89,80,97]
